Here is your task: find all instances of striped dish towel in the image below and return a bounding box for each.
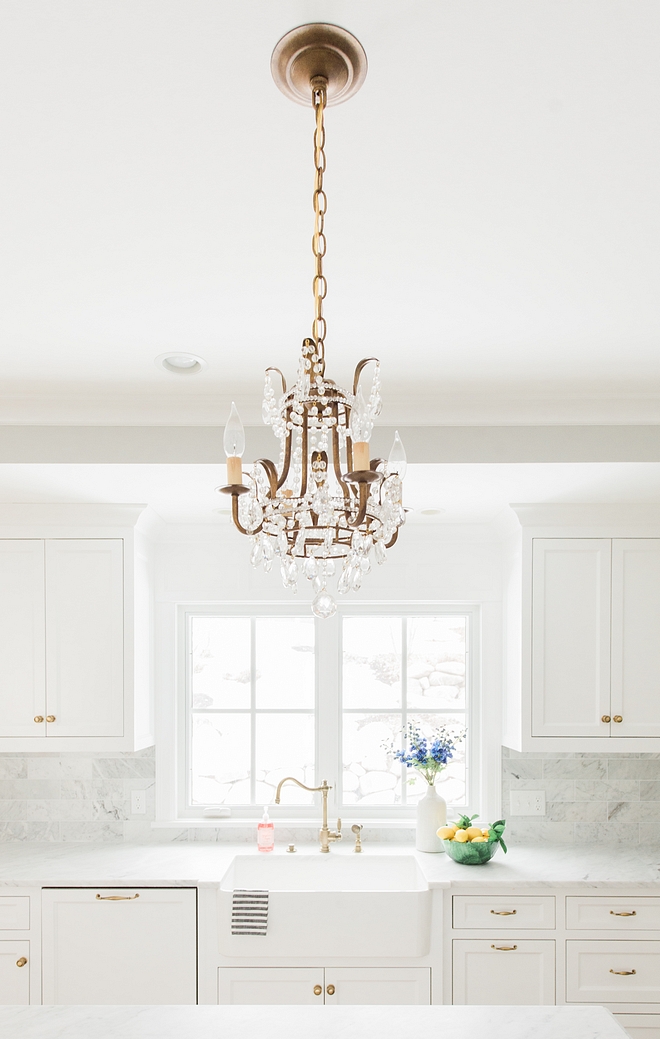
[231,888,269,936]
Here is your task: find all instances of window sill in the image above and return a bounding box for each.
[152,817,417,830]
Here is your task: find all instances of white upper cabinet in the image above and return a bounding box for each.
[505,506,660,752]
[0,506,153,752]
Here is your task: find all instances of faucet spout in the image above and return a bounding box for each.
[274,776,341,853]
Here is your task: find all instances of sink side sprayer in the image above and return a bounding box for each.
[274,777,342,853]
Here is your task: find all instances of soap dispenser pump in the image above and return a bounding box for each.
[257,806,275,853]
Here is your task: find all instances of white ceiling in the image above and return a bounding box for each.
[0,1,658,425]
[3,462,660,524]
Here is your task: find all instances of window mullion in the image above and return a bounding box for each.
[250,617,256,805]
[316,611,339,816]
[401,616,408,806]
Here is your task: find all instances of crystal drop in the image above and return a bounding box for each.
[263,558,272,573]
[323,559,336,577]
[250,540,263,567]
[311,576,324,595]
[338,568,351,595]
[360,555,371,574]
[304,557,318,579]
[311,591,337,620]
[263,538,275,561]
[374,540,387,565]
[352,568,362,591]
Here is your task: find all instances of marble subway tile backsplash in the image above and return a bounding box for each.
[502,747,660,845]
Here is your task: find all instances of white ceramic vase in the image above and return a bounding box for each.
[415,782,447,853]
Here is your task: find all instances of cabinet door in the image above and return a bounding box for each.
[0,541,45,737]
[42,888,196,1004]
[217,968,324,1005]
[45,540,124,737]
[453,940,555,1005]
[615,1016,660,1038]
[566,941,660,1004]
[325,967,430,1005]
[532,539,611,737]
[611,540,660,737]
[0,942,29,1004]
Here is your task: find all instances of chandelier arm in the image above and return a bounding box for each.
[385,528,400,550]
[331,416,350,498]
[230,492,264,537]
[265,366,287,394]
[346,435,354,474]
[352,357,380,397]
[254,458,278,498]
[344,481,370,529]
[276,428,293,490]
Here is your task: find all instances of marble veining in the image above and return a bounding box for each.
[0,1005,628,1039]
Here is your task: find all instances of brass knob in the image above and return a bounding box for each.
[601,715,611,723]
[33,716,44,724]
[313,985,322,996]
[326,984,335,996]
[613,715,623,723]
[16,957,27,967]
[46,715,56,723]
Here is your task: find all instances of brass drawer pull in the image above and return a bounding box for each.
[610,910,636,917]
[326,984,335,995]
[490,909,517,916]
[613,715,623,723]
[16,957,27,968]
[34,716,44,724]
[313,985,322,996]
[95,893,140,901]
[46,715,56,723]
[610,969,636,975]
[601,715,611,723]
[491,944,517,951]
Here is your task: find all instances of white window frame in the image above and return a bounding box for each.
[173,601,485,825]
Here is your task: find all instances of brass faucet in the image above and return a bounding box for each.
[274,777,342,853]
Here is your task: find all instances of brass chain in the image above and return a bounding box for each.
[311,77,328,372]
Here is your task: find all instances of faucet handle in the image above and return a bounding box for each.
[337,817,342,832]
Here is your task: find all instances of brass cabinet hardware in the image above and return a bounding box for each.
[33,716,44,724]
[326,984,335,995]
[601,715,611,723]
[46,715,56,723]
[95,893,140,901]
[490,909,517,916]
[610,910,637,917]
[313,985,322,996]
[613,715,623,723]
[15,957,27,968]
[610,968,636,975]
[491,944,517,951]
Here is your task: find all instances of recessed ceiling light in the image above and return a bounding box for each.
[154,352,208,375]
[420,508,446,516]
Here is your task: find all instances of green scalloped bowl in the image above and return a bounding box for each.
[443,838,500,865]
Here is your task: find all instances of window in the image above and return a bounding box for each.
[180,604,477,820]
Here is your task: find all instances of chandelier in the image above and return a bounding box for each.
[220,24,406,619]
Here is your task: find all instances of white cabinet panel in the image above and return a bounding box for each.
[453,896,555,930]
[325,968,430,1005]
[42,888,196,1005]
[217,968,324,1005]
[532,539,611,737]
[45,540,124,737]
[611,540,660,737]
[0,897,30,931]
[453,940,555,1005]
[0,541,45,737]
[567,941,660,1004]
[0,942,29,1004]
[616,1015,660,1038]
[567,898,660,931]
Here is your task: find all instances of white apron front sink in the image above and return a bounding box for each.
[218,853,431,958]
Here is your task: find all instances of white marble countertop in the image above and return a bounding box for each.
[0,841,659,889]
[0,1005,628,1039]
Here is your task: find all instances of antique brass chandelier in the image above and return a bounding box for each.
[220,24,406,619]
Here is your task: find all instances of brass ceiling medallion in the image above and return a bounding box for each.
[220,23,406,619]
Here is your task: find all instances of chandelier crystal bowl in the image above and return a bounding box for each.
[220,24,406,619]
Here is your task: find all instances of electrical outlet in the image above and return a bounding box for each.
[131,790,146,815]
[509,790,546,816]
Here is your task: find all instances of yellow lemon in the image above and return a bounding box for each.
[470,836,487,843]
[453,829,469,843]
[437,826,456,840]
[465,827,483,840]
[482,829,490,838]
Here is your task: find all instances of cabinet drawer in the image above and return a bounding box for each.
[567,898,660,931]
[567,941,660,1004]
[453,940,555,1005]
[453,895,555,929]
[615,1015,660,1038]
[0,898,29,931]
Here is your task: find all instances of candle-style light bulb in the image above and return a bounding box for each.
[224,402,245,486]
[388,430,407,479]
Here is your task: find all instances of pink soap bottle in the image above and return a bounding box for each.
[257,806,275,853]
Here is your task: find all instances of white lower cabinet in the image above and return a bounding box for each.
[566,941,660,1005]
[615,1015,660,1038]
[452,940,555,1005]
[217,967,431,1005]
[0,942,30,1004]
[42,888,197,1004]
